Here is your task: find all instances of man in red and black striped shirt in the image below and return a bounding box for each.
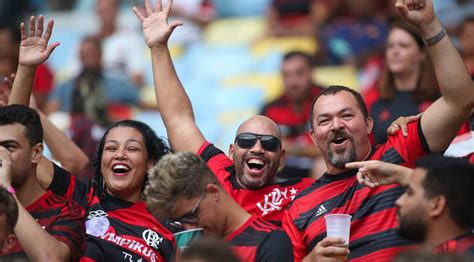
[135,0,314,227]
[145,152,294,261]
[282,0,474,261]
[0,105,85,261]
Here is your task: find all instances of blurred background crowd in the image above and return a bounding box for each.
[0,0,472,181]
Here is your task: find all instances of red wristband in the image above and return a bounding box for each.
[7,186,15,194]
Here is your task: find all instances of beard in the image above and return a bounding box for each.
[397,210,427,243]
[234,153,276,190]
[327,133,357,168]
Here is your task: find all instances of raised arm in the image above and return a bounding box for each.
[133,0,206,153]
[396,0,474,152]
[9,15,59,106]
[345,160,413,188]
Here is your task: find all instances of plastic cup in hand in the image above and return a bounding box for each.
[325,214,351,261]
[173,228,204,254]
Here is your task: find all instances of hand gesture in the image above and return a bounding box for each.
[395,0,436,28]
[19,15,60,67]
[304,237,349,262]
[345,160,404,188]
[386,113,422,137]
[133,0,183,49]
[0,147,13,188]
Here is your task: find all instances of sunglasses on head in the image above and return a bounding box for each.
[234,132,281,152]
[169,192,206,228]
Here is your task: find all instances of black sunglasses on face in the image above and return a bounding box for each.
[234,132,281,152]
[169,192,206,228]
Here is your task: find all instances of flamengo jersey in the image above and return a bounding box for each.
[226,216,293,261]
[50,164,175,262]
[432,233,474,257]
[283,120,429,262]
[198,142,314,226]
[0,190,85,261]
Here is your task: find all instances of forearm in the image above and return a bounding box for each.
[392,165,413,186]
[419,19,474,109]
[14,196,70,261]
[9,65,36,106]
[38,111,89,174]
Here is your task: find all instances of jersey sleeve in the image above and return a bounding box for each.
[282,209,308,261]
[256,230,294,262]
[49,163,90,209]
[197,141,234,183]
[47,198,86,261]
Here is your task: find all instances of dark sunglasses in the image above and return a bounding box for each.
[169,192,206,228]
[234,132,281,152]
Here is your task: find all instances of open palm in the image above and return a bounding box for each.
[133,0,183,49]
[19,15,59,67]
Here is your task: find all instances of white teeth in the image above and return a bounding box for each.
[112,164,130,171]
[247,159,264,165]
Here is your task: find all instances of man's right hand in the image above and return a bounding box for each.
[303,237,349,262]
[133,0,183,50]
[19,15,59,67]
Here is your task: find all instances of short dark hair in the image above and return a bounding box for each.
[283,51,314,67]
[92,120,171,199]
[0,104,43,146]
[180,237,240,262]
[0,187,19,234]
[309,85,369,129]
[416,155,474,229]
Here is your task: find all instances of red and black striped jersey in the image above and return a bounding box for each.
[0,190,85,261]
[226,216,293,261]
[432,232,474,257]
[283,120,429,262]
[50,164,176,261]
[198,142,314,226]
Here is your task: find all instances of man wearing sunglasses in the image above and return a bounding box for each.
[135,0,314,227]
[145,152,294,261]
[282,0,474,261]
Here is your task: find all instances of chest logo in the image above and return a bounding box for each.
[142,229,163,249]
[315,204,328,217]
[256,187,298,216]
[87,209,108,219]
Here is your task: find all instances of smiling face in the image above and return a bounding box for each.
[100,126,151,202]
[310,91,373,173]
[229,116,285,189]
[385,27,424,78]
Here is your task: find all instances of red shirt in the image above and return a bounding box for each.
[198,142,314,226]
[432,233,474,257]
[283,120,429,261]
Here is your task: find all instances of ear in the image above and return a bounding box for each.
[366,117,374,134]
[31,143,44,164]
[309,129,318,147]
[278,148,286,168]
[228,143,235,158]
[429,195,447,218]
[207,183,220,202]
[1,234,17,253]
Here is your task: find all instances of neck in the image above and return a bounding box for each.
[15,171,46,207]
[464,56,474,74]
[222,198,252,238]
[424,217,468,249]
[99,24,116,38]
[393,70,419,92]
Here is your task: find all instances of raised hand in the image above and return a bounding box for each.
[0,74,14,107]
[345,160,411,188]
[387,113,422,137]
[19,15,60,67]
[133,0,183,49]
[395,0,436,29]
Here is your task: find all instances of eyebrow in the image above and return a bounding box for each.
[317,108,354,118]
[0,140,20,146]
[105,139,144,145]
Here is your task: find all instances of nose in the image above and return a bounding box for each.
[330,117,345,131]
[395,194,404,209]
[182,223,198,231]
[114,146,126,159]
[250,139,264,153]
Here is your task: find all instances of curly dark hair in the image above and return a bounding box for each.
[91,120,171,200]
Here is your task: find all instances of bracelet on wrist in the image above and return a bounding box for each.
[423,27,447,46]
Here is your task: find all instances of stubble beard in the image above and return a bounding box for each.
[328,138,357,168]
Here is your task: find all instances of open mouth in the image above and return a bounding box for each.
[112,164,131,174]
[332,136,347,145]
[246,158,266,173]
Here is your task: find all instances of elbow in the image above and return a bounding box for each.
[62,155,90,174]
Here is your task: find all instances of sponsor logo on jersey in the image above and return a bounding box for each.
[142,229,163,249]
[87,209,108,219]
[315,204,328,217]
[102,232,158,261]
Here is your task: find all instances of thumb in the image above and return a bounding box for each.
[45,42,60,56]
[395,3,410,18]
[169,20,183,31]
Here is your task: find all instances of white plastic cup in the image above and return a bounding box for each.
[324,214,352,245]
